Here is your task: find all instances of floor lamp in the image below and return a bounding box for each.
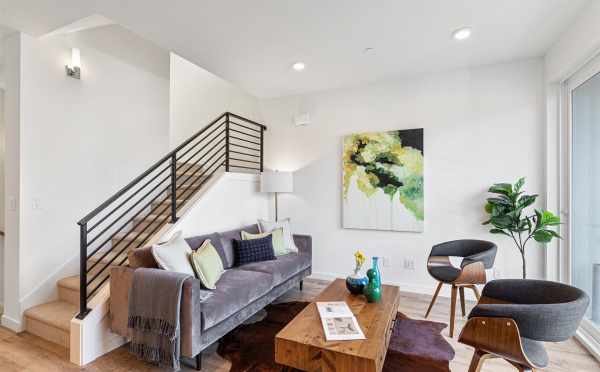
[260,171,293,221]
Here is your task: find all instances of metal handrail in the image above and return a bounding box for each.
[76,112,266,318]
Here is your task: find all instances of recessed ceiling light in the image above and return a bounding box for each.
[452,27,472,41]
[292,62,305,71]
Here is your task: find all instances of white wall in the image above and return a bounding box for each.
[169,53,261,148]
[259,59,546,295]
[4,26,170,328]
[164,172,269,239]
[545,1,600,83]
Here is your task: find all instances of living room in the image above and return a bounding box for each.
[1,1,600,371]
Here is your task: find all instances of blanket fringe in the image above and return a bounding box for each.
[128,315,176,338]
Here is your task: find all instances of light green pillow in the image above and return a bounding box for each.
[242,228,287,256]
[189,239,224,290]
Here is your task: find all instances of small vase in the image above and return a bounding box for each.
[346,272,368,295]
[363,257,382,303]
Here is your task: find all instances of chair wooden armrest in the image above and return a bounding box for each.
[459,316,537,370]
[453,261,486,285]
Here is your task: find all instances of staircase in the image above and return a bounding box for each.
[22,112,266,351]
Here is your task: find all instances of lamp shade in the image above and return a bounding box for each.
[261,171,293,193]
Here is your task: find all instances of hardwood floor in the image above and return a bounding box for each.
[0,278,598,371]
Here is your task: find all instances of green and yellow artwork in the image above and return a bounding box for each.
[342,129,424,232]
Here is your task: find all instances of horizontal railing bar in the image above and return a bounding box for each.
[230,157,261,165]
[86,172,171,244]
[230,143,260,152]
[86,152,221,284]
[88,162,171,233]
[87,200,173,284]
[86,173,171,251]
[229,128,261,140]
[229,164,261,171]
[78,112,228,225]
[89,153,227,278]
[176,130,226,171]
[229,149,260,158]
[87,272,111,300]
[176,122,226,166]
[230,135,260,146]
[171,159,224,210]
[176,149,226,193]
[229,121,262,134]
[227,112,267,131]
[86,182,171,265]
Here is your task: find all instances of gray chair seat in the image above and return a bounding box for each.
[428,265,461,283]
[521,337,549,368]
[201,269,274,330]
[238,253,310,286]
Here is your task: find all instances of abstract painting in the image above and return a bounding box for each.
[343,129,424,232]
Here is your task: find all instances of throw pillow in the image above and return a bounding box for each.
[233,235,276,266]
[258,218,298,253]
[151,231,195,275]
[241,228,287,256]
[189,239,224,290]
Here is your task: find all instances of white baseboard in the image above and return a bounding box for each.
[1,313,23,332]
[309,271,481,302]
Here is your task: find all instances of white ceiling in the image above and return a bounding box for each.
[0,0,590,98]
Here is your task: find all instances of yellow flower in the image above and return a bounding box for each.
[354,250,366,271]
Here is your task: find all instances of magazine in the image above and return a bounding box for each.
[316,301,366,341]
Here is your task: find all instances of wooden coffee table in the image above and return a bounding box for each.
[275,278,401,372]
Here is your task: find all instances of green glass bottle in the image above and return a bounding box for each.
[363,257,382,303]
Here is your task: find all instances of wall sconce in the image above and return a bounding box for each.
[65,48,81,79]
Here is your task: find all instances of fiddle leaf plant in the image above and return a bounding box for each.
[482,177,561,279]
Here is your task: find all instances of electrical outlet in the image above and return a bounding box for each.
[403,258,415,270]
[8,197,16,211]
[384,257,391,267]
[493,267,502,279]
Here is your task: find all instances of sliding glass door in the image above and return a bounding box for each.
[571,70,600,329]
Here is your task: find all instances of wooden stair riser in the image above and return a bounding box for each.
[25,317,71,348]
[58,286,79,306]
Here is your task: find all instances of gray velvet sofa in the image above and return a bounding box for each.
[109,224,312,368]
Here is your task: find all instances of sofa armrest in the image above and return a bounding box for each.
[293,234,312,259]
[109,266,203,357]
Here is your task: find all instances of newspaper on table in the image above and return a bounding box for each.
[316,301,366,341]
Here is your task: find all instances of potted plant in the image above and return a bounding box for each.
[483,177,561,279]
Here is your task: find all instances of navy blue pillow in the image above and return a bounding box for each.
[233,235,276,266]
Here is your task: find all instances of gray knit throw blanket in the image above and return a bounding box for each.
[128,268,192,370]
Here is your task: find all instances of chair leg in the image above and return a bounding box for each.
[299,280,303,291]
[467,349,491,372]
[195,352,202,371]
[459,287,466,317]
[471,285,481,301]
[425,282,443,318]
[449,285,457,338]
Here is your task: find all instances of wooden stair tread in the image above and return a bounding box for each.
[24,301,78,332]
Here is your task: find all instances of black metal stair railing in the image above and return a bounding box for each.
[76,112,266,319]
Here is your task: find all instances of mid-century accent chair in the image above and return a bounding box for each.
[459,279,589,372]
[424,239,497,337]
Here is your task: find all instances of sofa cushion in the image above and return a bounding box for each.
[218,224,260,268]
[201,268,274,330]
[128,246,159,268]
[185,233,227,266]
[233,236,276,266]
[238,253,310,286]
